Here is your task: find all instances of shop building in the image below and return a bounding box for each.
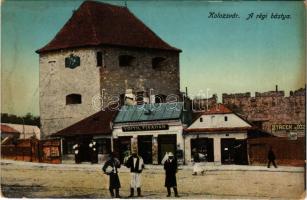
[112,102,187,164]
[184,104,253,165]
[52,107,117,163]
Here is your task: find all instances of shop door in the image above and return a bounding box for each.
[234,139,248,165]
[190,138,214,162]
[80,137,92,162]
[158,135,177,164]
[138,135,152,164]
[118,136,132,164]
[221,138,236,164]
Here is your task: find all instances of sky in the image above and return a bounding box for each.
[1,0,306,116]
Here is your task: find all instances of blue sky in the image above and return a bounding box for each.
[1,0,306,115]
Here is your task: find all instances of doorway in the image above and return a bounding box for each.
[138,135,153,164]
[117,136,132,163]
[158,135,177,164]
[190,137,214,162]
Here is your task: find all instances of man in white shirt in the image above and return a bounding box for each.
[125,150,145,197]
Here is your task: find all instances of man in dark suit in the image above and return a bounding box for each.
[267,146,277,168]
[164,152,179,197]
[102,152,121,198]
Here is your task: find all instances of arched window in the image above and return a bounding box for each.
[119,55,136,67]
[152,57,166,69]
[66,94,82,105]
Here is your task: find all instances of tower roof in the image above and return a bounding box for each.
[36,1,181,53]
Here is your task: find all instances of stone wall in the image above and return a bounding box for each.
[39,46,180,138]
[98,46,180,106]
[39,48,101,138]
[222,88,305,137]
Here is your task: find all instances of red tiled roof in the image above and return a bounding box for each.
[1,124,20,134]
[52,107,118,137]
[202,104,232,115]
[36,1,181,53]
[184,127,255,134]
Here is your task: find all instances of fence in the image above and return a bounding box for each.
[1,138,61,164]
[248,137,305,166]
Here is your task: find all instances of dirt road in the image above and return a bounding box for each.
[1,161,305,199]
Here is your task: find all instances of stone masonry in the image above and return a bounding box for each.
[222,88,305,137]
[99,46,180,107]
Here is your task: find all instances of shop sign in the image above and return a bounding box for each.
[271,124,305,132]
[122,124,169,132]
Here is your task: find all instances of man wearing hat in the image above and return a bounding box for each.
[164,152,179,197]
[125,148,145,197]
[102,152,121,198]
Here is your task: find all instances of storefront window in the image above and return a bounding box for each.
[190,138,214,162]
[63,140,74,154]
[96,138,111,154]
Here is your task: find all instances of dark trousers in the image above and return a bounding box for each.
[267,159,277,168]
[109,188,120,198]
[167,187,178,197]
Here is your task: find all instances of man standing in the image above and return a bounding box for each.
[164,152,179,197]
[102,152,121,198]
[267,146,277,168]
[73,143,80,164]
[89,140,98,164]
[125,150,145,197]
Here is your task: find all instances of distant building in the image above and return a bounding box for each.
[184,104,253,165]
[36,1,181,138]
[1,124,20,142]
[1,123,41,140]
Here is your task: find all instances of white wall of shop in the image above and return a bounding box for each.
[184,132,247,165]
[189,113,251,129]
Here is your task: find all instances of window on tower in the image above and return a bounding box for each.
[66,94,82,105]
[152,57,166,69]
[119,55,136,67]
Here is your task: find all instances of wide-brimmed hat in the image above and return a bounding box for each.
[168,152,174,157]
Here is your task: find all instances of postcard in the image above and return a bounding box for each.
[1,0,306,199]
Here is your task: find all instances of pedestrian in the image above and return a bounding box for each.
[102,152,121,198]
[267,146,277,168]
[125,149,145,197]
[192,148,204,175]
[73,143,80,164]
[164,152,179,197]
[89,140,98,164]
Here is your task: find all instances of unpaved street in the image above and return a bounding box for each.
[1,160,305,199]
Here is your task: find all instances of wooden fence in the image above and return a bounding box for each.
[1,138,61,164]
[248,137,305,166]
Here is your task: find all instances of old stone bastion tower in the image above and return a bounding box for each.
[36,1,181,138]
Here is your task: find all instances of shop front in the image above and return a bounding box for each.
[113,103,186,165]
[52,107,118,163]
[184,104,253,165]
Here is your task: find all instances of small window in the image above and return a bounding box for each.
[224,116,228,121]
[152,57,166,69]
[200,117,203,122]
[155,94,166,103]
[66,94,82,105]
[136,91,144,105]
[97,51,102,67]
[119,55,136,67]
